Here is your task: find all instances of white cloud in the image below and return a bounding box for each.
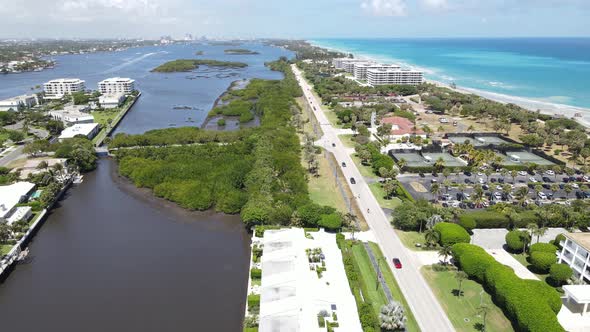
[361,0,407,16]
[420,0,449,10]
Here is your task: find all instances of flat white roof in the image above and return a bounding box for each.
[99,77,135,83]
[45,78,84,84]
[564,285,590,304]
[0,182,35,219]
[59,123,99,139]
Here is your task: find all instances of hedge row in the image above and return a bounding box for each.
[452,243,564,332]
[433,222,470,246]
[459,210,539,229]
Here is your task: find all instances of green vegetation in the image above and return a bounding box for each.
[433,222,470,246]
[505,230,530,253]
[529,251,557,273]
[452,243,563,332]
[217,118,226,126]
[368,182,402,210]
[549,263,573,286]
[224,49,260,55]
[422,265,514,332]
[116,59,347,229]
[151,59,248,72]
[51,137,97,172]
[339,238,419,332]
[209,99,255,123]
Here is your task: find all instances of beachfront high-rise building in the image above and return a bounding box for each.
[353,63,401,81]
[367,68,423,86]
[43,78,86,99]
[332,58,368,73]
[98,77,135,95]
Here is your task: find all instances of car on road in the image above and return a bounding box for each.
[538,192,547,200]
[332,143,336,147]
[392,258,402,269]
[518,171,527,176]
[342,162,346,167]
[350,177,356,184]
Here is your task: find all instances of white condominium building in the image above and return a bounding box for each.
[43,78,85,99]
[0,94,38,111]
[558,233,590,283]
[332,58,368,73]
[98,77,135,95]
[367,68,423,86]
[353,63,401,81]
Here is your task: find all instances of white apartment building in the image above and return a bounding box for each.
[43,78,86,99]
[353,63,401,81]
[0,94,38,111]
[332,58,368,73]
[558,233,590,283]
[0,182,35,225]
[367,68,423,86]
[98,94,126,109]
[98,77,135,95]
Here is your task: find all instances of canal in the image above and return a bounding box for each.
[0,159,250,331]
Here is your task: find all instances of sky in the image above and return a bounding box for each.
[0,0,589,39]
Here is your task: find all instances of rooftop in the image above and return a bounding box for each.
[381,116,425,135]
[565,233,590,252]
[45,78,84,84]
[99,77,135,83]
[59,123,99,139]
[0,182,35,219]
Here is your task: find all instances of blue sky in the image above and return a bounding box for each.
[1,0,589,38]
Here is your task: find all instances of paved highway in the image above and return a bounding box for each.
[292,64,455,332]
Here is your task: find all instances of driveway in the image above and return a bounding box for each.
[472,228,566,250]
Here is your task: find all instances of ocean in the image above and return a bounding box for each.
[311,38,590,124]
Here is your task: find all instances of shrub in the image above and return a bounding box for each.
[530,251,557,273]
[452,243,564,332]
[318,213,343,231]
[433,222,470,246]
[460,211,509,229]
[553,234,566,249]
[250,268,262,279]
[336,233,345,249]
[505,230,530,253]
[457,215,476,232]
[247,294,260,314]
[529,242,558,254]
[549,263,573,286]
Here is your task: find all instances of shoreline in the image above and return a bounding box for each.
[308,40,590,129]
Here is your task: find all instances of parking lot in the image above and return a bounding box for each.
[398,170,590,209]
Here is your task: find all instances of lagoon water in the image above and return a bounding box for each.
[0,42,292,331]
[0,42,291,134]
[313,38,590,111]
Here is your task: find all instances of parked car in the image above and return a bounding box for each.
[482,184,490,190]
[518,171,527,176]
[546,170,555,176]
[542,176,553,183]
[478,178,485,184]
[392,258,402,269]
[490,178,497,183]
[538,192,547,200]
[431,179,438,183]
[441,194,452,201]
[493,192,502,201]
[529,177,538,183]
[572,183,580,189]
[498,178,505,183]
[350,177,356,184]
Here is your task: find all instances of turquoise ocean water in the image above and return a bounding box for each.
[311,38,590,111]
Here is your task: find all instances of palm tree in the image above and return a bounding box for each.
[550,183,559,198]
[397,158,407,170]
[510,170,518,184]
[477,304,490,332]
[424,228,440,248]
[438,245,453,265]
[516,187,529,207]
[379,301,407,332]
[532,225,547,243]
[564,183,573,199]
[430,183,441,202]
[455,271,468,297]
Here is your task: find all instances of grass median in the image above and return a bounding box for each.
[369,182,402,210]
[422,265,514,332]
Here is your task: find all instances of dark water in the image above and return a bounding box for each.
[0,159,250,331]
[0,42,291,134]
[0,43,291,331]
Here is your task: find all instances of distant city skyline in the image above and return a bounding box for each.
[0,0,589,39]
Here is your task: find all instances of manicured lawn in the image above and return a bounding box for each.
[1,244,14,256]
[395,230,437,251]
[305,150,349,214]
[92,109,119,126]
[339,134,356,148]
[508,252,557,288]
[369,182,402,210]
[350,242,420,332]
[422,265,515,332]
[369,243,421,332]
[351,154,377,179]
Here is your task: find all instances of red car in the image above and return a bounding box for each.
[392,258,402,269]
